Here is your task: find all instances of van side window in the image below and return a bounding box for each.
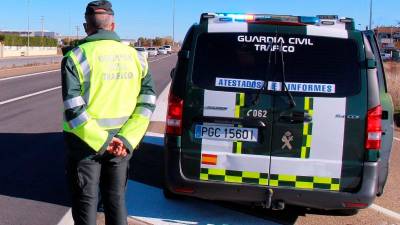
[366,33,388,93]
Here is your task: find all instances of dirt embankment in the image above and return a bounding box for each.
[0,63,60,79]
[384,62,400,111]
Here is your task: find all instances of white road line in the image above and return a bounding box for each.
[394,137,400,142]
[370,204,400,221]
[148,54,175,63]
[0,55,174,105]
[0,86,61,106]
[0,55,174,82]
[56,209,73,225]
[0,69,61,82]
[146,132,165,138]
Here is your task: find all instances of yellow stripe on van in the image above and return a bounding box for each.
[234,93,245,118]
[301,97,314,159]
[200,168,340,191]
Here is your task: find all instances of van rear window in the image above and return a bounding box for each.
[192,33,361,96]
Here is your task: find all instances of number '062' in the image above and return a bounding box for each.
[247,110,267,118]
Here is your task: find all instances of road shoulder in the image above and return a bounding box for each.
[0,63,60,79]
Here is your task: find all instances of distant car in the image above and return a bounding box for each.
[147,47,158,57]
[134,47,148,58]
[163,45,172,54]
[380,53,391,61]
[158,47,168,55]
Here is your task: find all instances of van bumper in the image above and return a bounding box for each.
[165,146,378,210]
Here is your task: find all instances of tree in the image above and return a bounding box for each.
[135,36,176,47]
[163,36,173,45]
[153,37,163,46]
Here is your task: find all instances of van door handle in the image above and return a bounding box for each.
[279,111,312,124]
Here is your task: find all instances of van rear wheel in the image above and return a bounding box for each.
[332,209,359,216]
[163,187,182,200]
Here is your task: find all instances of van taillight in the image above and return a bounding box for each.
[343,202,369,209]
[166,93,183,136]
[365,105,382,150]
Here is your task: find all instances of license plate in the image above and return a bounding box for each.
[195,125,258,142]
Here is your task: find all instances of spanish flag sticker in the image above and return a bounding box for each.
[201,154,218,165]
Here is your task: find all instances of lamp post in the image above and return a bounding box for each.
[41,16,44,47]
[27,0,30,56]
[172,0,175,46]
[75,25,80,40]
[369,0,373,30]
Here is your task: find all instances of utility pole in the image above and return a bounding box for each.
[40,16,44,47]
[68,13,71,44]
[172,0,175,46]
[75,25,80,40]
[369,0,373,30]
[27,0,30,56]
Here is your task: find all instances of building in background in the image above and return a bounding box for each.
[121,39,136,46]
[0,30,59,39]
[374,27,400,60]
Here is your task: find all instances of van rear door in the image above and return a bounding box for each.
[179,32,275,186]
[268,30,367,192]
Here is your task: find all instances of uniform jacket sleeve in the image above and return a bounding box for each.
[61,56,112,154]
[115,67,156,153]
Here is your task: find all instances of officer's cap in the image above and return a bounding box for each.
[85,0,114,16]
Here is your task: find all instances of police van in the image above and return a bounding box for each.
[164,13,394,211]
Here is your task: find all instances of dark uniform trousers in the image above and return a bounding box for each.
[65,132,131,225]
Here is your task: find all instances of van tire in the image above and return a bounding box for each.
[333,209,359,216]
[394,112,400,127]
[163,187,182,200]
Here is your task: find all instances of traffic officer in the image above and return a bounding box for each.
[61,1,156,224]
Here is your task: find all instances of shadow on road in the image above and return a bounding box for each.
[0,132,70,206]
[129,136,303,225]
[0,132,165,209]
[129,136,165,188]
[0,133,313,224]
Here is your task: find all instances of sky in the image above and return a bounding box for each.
[0,0,398,41]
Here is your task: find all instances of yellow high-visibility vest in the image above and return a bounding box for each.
[63,40,150,151]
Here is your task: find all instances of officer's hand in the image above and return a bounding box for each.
[113,144,127,157]
[107,137,120,153]
[107,137,128,157]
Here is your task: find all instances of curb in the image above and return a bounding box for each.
[150,82,171,122]
[56,209,73,225]
[56,209,154,225]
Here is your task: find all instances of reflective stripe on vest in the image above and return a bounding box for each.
[68,111,90,129]
[134,106,153,119]
[96,116,130,128]
[138,94,156,105]
[64,96,86,110]
[136,52,148,78]
[73,48,90,82]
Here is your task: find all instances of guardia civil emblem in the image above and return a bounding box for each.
[281,131,293,150]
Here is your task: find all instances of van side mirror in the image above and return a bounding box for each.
[367,59,377,69]
[170,68,176,79]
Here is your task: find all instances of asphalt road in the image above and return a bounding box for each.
[0,54,177,225]
[0,55,399,225]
